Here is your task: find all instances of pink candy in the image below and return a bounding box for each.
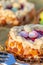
[19,31,28,38]
[29,31,38,38]
[19,31,39,41]
[36,29,43,35]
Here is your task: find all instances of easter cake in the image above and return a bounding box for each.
[0,0,36,26]
[6,24,43,61]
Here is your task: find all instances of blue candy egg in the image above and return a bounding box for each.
[12,8,18,12]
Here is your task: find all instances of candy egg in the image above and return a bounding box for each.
[35,28,43,35]
[29,31,38,39]
[12,8,18,12]
[19,31,28,38]
[6,5,12,9]
[40,20,43,25]
[36,30,43,35]
[40,12,43,20]
[40,12,43,24]
[20,4,24,9]
[40,30,43,35]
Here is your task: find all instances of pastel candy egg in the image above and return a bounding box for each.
[36,29,43,35]
[40,30,43,35]
[12,8,18,12]
[19,31,28,38]
[40,12,43,20]
[29,31,38,38]
[6,5,12,9]
[20,4,24,9]
[40,20,43,25]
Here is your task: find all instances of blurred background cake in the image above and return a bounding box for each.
[0,0,36,26]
